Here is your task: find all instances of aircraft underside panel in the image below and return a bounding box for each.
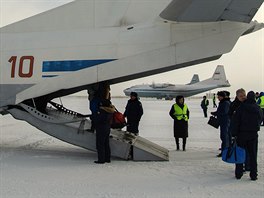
[0,84,34,107]
[7,103,169,161]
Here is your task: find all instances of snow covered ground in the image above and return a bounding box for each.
[1,97,263,198]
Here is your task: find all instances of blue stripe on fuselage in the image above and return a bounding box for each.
[42,75,58,78]
[42,59,116,72]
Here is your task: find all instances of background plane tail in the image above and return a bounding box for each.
[187,74,200,85]
[198,65,230,87]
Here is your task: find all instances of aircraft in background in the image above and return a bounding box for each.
[187,74,200,85]
[124,65,230,100]
[0,0,263,161]
[124,73,200,99]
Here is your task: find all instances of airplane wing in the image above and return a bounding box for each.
[160,0,264,23]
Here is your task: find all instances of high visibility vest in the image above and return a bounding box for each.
[173,104,188,121]
[258,96,264,108]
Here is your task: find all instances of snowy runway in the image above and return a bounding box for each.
[1,97,263,198]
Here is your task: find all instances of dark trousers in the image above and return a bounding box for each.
[127,121,139,134]
[213,101,217,108]
[202,108,208,117]
[220,123,231,151]
[175,137,187,150]
[95,126,111,162]
[220,129,230,151]
[235,136,258,178]
[244,148,251,171]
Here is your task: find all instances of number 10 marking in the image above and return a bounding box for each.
[8,56,34,78]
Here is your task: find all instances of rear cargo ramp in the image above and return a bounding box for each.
[8,103,169,161]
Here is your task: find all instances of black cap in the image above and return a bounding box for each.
[130,92,138,97]
[247,91,256,101]
[217,91,226,97]
[176,95,184,102]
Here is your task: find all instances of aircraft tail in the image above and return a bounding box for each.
[198,65,230,87]
[187,74,200,85]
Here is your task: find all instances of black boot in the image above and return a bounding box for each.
[94,161,105,164]
[216,152,222,157]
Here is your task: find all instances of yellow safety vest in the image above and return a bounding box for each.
[258,96,264,108]
[173,104,188,121]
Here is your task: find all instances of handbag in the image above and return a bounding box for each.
[111,109,126,129]
[207,116,219,129]
[222,139,246,164]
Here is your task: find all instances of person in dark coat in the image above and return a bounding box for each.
[169,95,190,151]
[228,89,247,143]
[211,91,231,157]
[228,89,246,118]
[228,89,250,171]
[124,92,143,135]
[232,91,263,180]
[94,99,115,164]
[212,93,217,108]
[88,82,111,132]
[201,95,209,117]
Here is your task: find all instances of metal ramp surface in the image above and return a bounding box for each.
[8,103,169,161]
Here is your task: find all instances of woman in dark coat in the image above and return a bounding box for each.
[94,99,115,164]
[169,95,190,151]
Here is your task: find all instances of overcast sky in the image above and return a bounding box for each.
[0,0,263,97]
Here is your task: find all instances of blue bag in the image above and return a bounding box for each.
[222,139,246,164]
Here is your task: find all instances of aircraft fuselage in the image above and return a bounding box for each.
[0,19,260,106]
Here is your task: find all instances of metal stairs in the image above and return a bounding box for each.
[8,102,169,161]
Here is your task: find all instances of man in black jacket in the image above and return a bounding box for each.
[124,92,143,135]
[201,96,209,117]
[228,89,250,170]
[232,91,263,180]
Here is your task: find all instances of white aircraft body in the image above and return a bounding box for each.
[124,65,230,99]
[0,0,263,161]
